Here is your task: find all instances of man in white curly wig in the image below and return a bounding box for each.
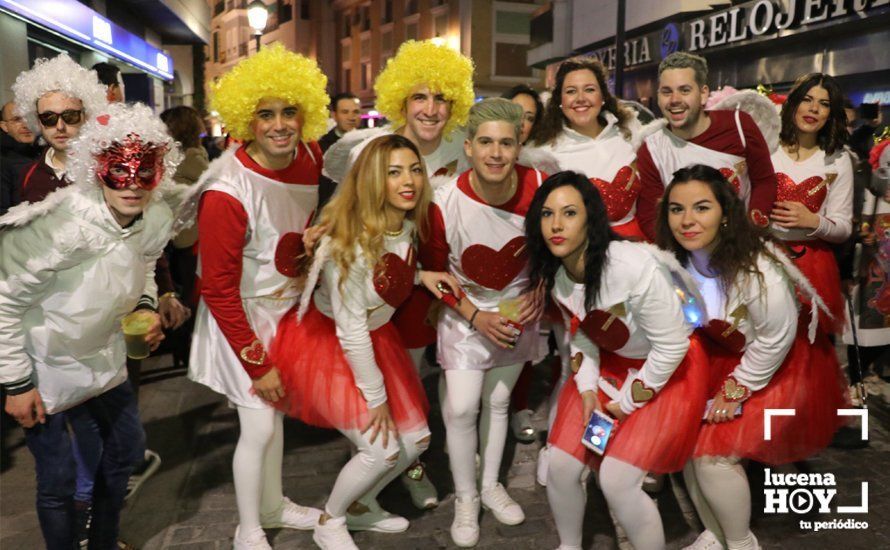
[11,53,107,204]
[0,102,181,549]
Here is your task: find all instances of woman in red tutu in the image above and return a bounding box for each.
[655,164,847,550]
[270,134,458,550]
[770,73,853,333]
[526,171,710,550]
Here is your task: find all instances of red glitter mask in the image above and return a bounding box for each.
[95,134,167,190]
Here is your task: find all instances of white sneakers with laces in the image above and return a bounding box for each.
[313,515,359,550]
[683,530,726,550]
[480,483,525,525]
[450,495,481,547]
[232,525,272,550]
[259,496,321,530]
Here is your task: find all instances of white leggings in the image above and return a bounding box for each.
[547,449,665,550]
[327,426,431,518]
[442,363,524,498]
[233,406,287,532]
[684,457,758,550]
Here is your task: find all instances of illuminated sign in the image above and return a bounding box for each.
[0,0,174,81]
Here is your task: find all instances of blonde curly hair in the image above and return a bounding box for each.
[374,40,475,135]
[210,43,329,141]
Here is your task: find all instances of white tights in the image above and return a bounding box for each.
[684,457,758,550]
[547,450,665,550]
[327,426,431,518]
[442,363,524,497]
[233,406,287,532]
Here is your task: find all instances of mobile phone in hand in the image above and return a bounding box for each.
[581,409,615,455]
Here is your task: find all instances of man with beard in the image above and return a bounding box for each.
[635,51,777,240]
[0,101,39,214]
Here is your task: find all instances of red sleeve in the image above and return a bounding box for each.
[198,191,272,378]
[419,202,449,272]
[635,143,663,241]
[739,111,776,225]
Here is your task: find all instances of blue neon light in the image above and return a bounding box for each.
[0,0,174,81]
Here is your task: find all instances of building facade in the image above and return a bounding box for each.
[0,0,210,113]
[529,0,890,117]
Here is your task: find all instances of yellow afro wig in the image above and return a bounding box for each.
[211,43,329,142]
[374,40,475,135]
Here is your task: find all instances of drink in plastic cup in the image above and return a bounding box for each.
[122,311,154,359]
[498,297,525,345]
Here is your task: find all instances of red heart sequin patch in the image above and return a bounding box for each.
[590,166,639,222]
[719,167,742,195]
[461,236,528,291]
[776,173,827,213]
[374,252,417,308]
[274,232,305,278]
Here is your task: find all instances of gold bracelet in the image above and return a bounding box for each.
[159,291,180,302]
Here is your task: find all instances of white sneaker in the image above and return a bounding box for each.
[313,516,359,550]
[346,500,409,533]
[536,446,550,486]
[511,409,537,443]
[683,530,725,550]
[450,495,481,548]
[480,483,525,525]
[402,463,439,509]
[232,525,272,550]
[260,496,321,530]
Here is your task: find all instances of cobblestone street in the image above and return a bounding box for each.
[2,358,889,549]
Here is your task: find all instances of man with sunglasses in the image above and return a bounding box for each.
[0,102,179,550]
[11,54,107,205]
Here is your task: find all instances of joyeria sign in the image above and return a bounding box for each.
[762,408,870,531]
[686,0,890,52]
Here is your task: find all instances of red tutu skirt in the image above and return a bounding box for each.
[391,288,437,349]
[612,217,648,242]
[269,302,429,432]
[785,240,844,333]
[694,320,847,464]
[548,334,709,473]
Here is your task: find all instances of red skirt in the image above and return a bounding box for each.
[694,321,847,464]
[269,302,429,433]
[612,217,648,242]
[548,334,709,473]
[785,240,845,334]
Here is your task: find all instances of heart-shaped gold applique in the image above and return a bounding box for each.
[630,379,655,403]
[570,352,583,373]
[722,377,750,402]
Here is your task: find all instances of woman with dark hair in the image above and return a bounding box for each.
[525,57,655,241]
[770,73,853,333]
[655,164,846,550]
[528,171,709,550]
[501,84,544,144]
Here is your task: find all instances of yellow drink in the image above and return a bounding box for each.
[122,311,154,359]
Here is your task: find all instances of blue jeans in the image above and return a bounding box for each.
[24,380,145,550]
[67,406,102,504]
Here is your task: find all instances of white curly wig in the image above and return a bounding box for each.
[11,53,108,132]
[67,102,183,194]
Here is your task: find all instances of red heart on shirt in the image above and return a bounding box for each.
[274,232,305,277]
[719,167,742,195]
[461,237,528,291]
[700,319,746,353]
[750,209,769,228]
[374,252,417,308]
[577,309,630,352]
[776,173,827,213]
[589,166,639,222]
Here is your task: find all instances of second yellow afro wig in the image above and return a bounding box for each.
[374,40,475,135]
[211,43,329,142]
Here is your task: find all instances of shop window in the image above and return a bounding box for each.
[496,10,530,35]
[279,0,293,24]
[434,12,448,37]
[495,42,532,77]
[406,21,418,41]
[382,29,393,53]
